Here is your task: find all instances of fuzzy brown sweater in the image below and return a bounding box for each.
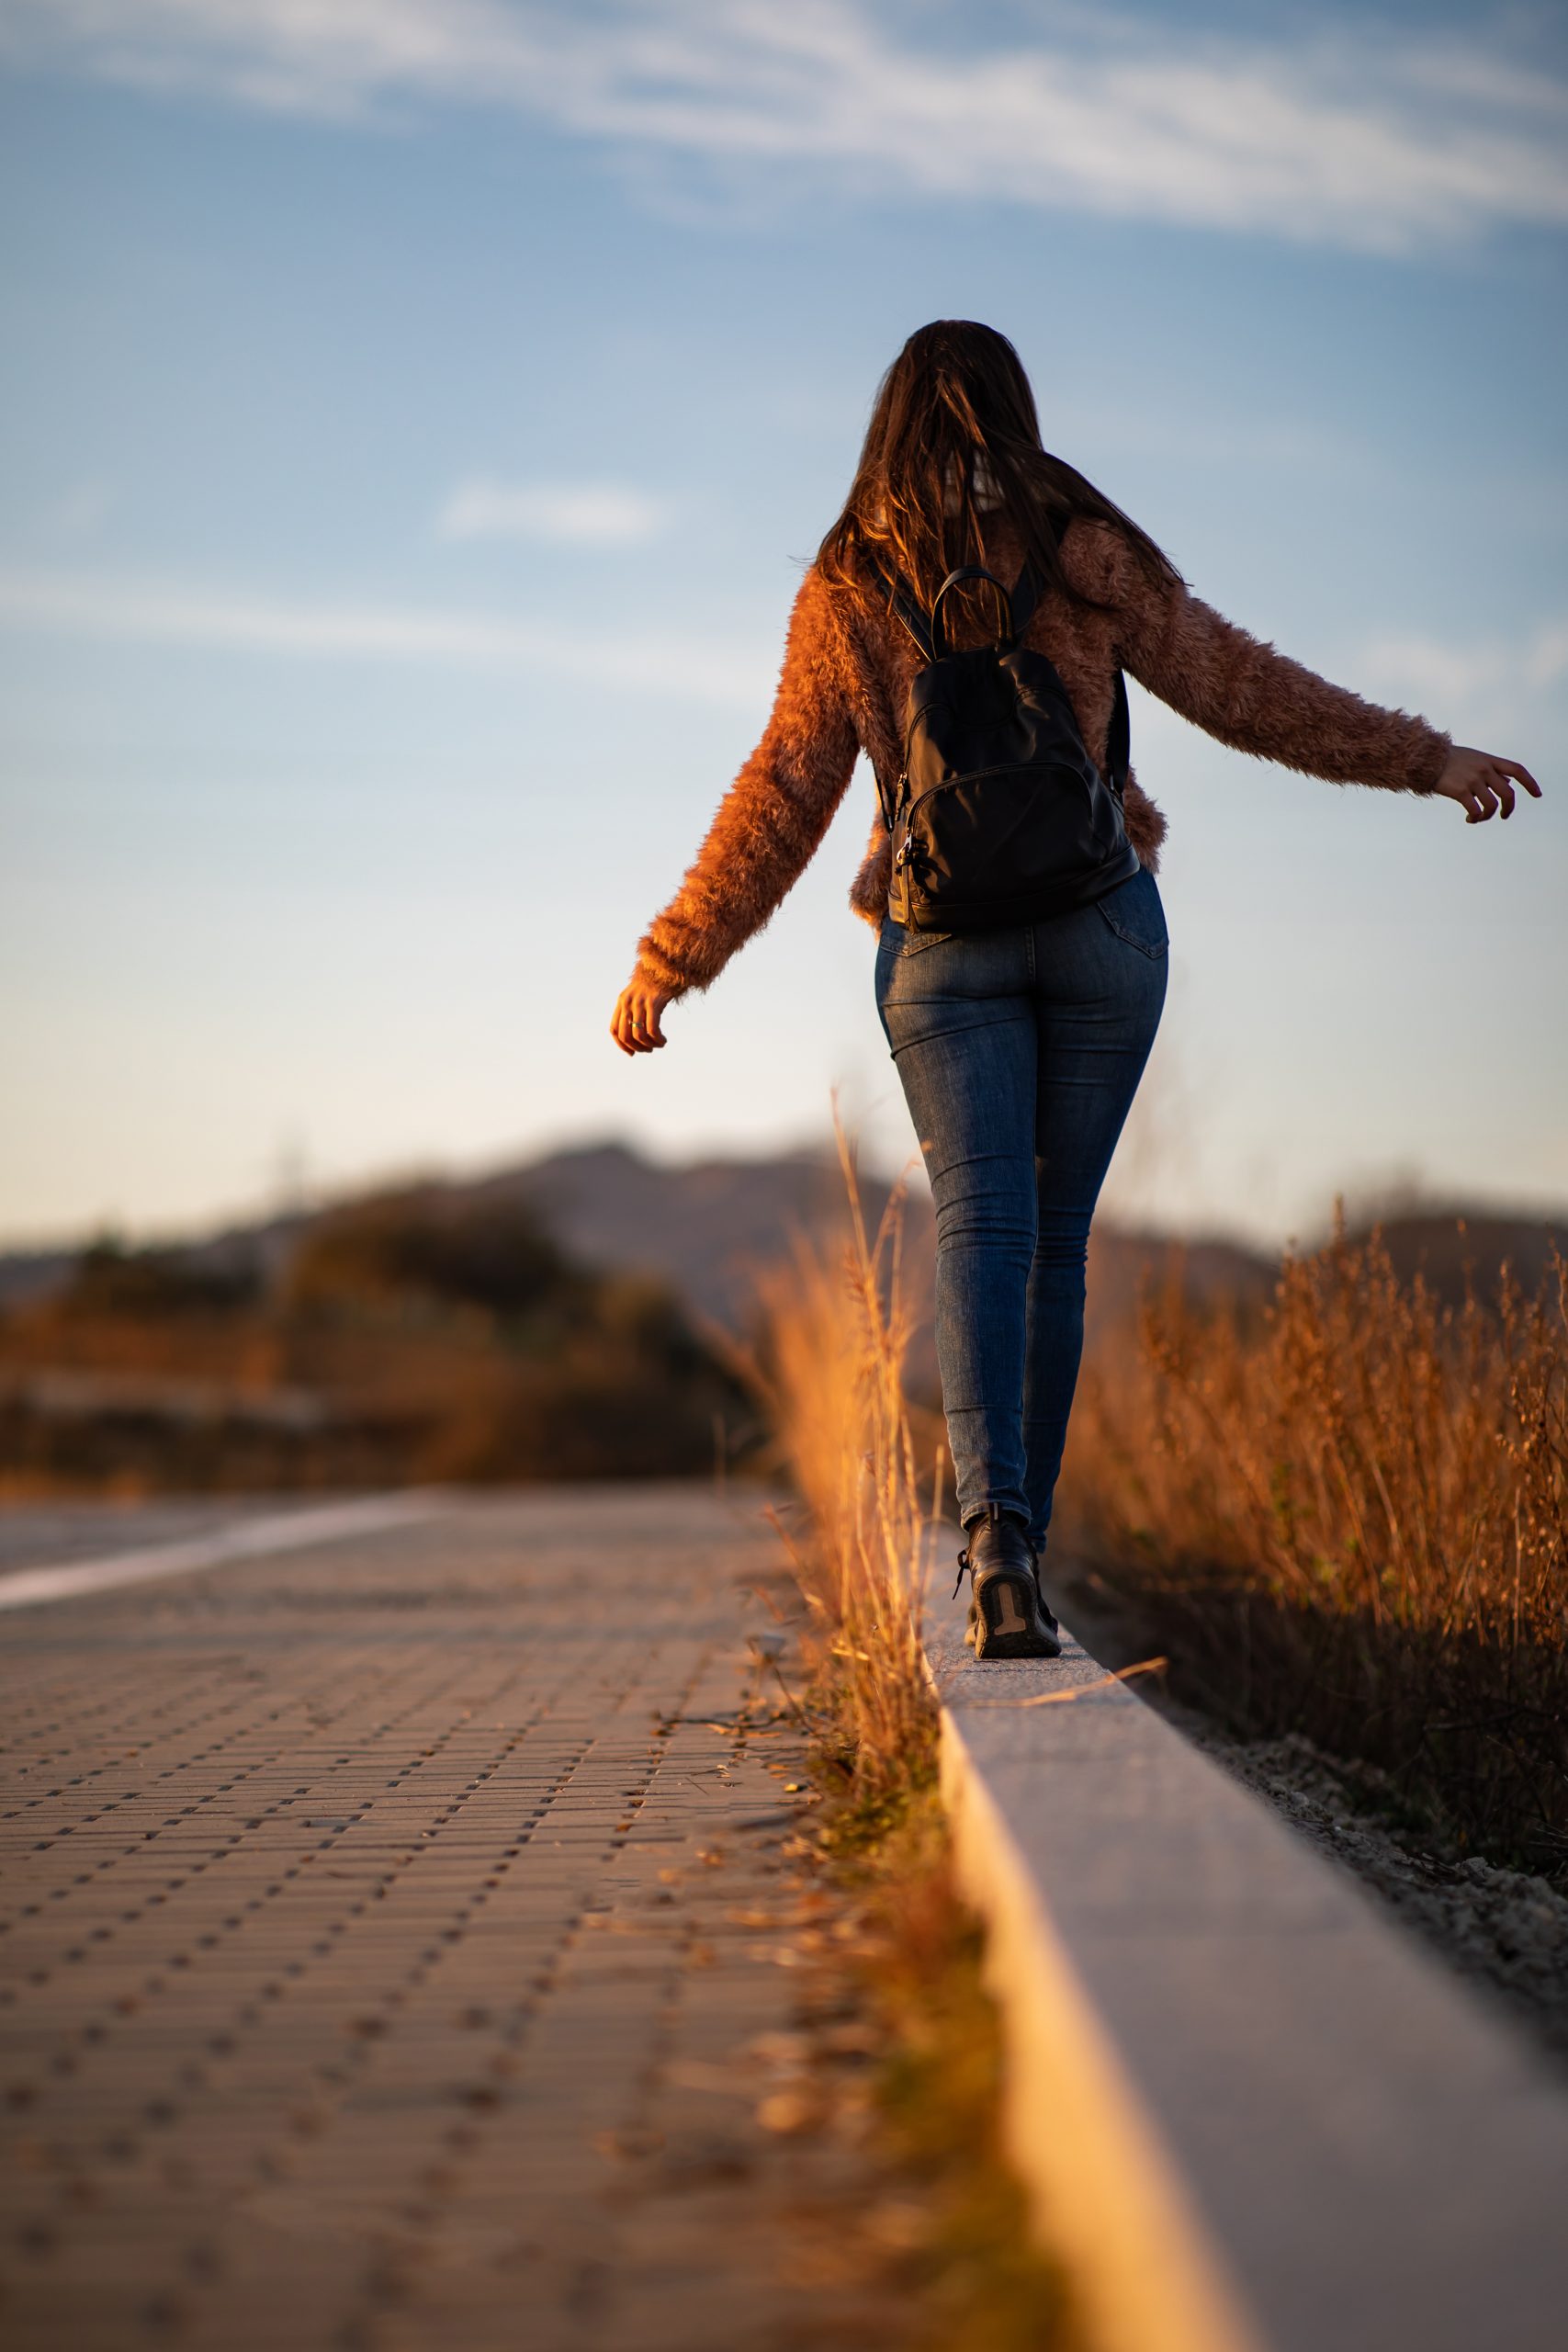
[633,513,1450,1000]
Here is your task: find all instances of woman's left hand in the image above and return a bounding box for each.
[611,975,675,1056]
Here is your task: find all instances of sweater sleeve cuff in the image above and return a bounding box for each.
[633,924,700,1000]
[1406,728,1452,797]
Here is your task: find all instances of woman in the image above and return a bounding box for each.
[610,321,1540,1662]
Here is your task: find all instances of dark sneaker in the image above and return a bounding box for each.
[954,1506,1062,1661]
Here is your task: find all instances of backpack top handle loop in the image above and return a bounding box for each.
[930,565,1015,660]
[865,555,1043,664]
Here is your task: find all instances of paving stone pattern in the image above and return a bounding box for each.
[0,1487,898,2352]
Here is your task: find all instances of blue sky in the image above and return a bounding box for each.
[1,0,1564,1250]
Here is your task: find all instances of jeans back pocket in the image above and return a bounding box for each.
[881,919,953,959]
[1093,869,1168,957]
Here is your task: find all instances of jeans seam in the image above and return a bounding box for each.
[886,1010,1032,1054]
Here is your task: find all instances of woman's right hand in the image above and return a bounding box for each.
[610,974,675,1057]
[1432,745,1542,822]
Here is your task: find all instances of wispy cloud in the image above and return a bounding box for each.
[0,566,770,706]
[1364,615,1568,706]
[435,478,668,547]
[3,1,1565,254]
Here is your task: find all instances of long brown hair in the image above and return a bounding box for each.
[818,320,1182,639]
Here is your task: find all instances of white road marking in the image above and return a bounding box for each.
[0,1491,453,1611]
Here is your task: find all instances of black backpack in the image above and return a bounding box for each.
[873,559,1140,933]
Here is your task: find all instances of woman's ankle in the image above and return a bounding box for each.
[961,1498,1030,1535]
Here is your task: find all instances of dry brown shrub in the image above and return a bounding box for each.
[1059,1208,1568,1867]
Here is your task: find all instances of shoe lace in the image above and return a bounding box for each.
[952,1546,972,1601]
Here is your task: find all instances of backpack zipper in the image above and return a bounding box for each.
[897,758,1100,876]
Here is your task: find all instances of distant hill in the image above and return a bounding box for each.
[469,1143,1564,1351]
[1,1140,1559,1358]
[1339,1209,1565,1313]
[0,1144,888,1327]
[476,1140,909,1330]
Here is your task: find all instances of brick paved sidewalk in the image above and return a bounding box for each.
[0,1486,902,2352]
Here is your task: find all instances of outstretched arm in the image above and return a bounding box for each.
[1081,522,1540,816]
[612,565,860,1056]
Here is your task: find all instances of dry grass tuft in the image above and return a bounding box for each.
[741,1119,943,1822]
[1059,1208,1568,1868]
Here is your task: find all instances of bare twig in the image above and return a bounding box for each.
[969,1657,1168,1709]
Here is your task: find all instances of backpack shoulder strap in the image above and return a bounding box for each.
[864,560,934,663]
[1010,558,1043,640]
[1010,558,1131,794]
[1107,667,1131,797]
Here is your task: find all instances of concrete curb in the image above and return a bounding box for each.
[927,1613,1568,2352]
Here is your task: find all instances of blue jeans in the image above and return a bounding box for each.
[874,864,1169,1552]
